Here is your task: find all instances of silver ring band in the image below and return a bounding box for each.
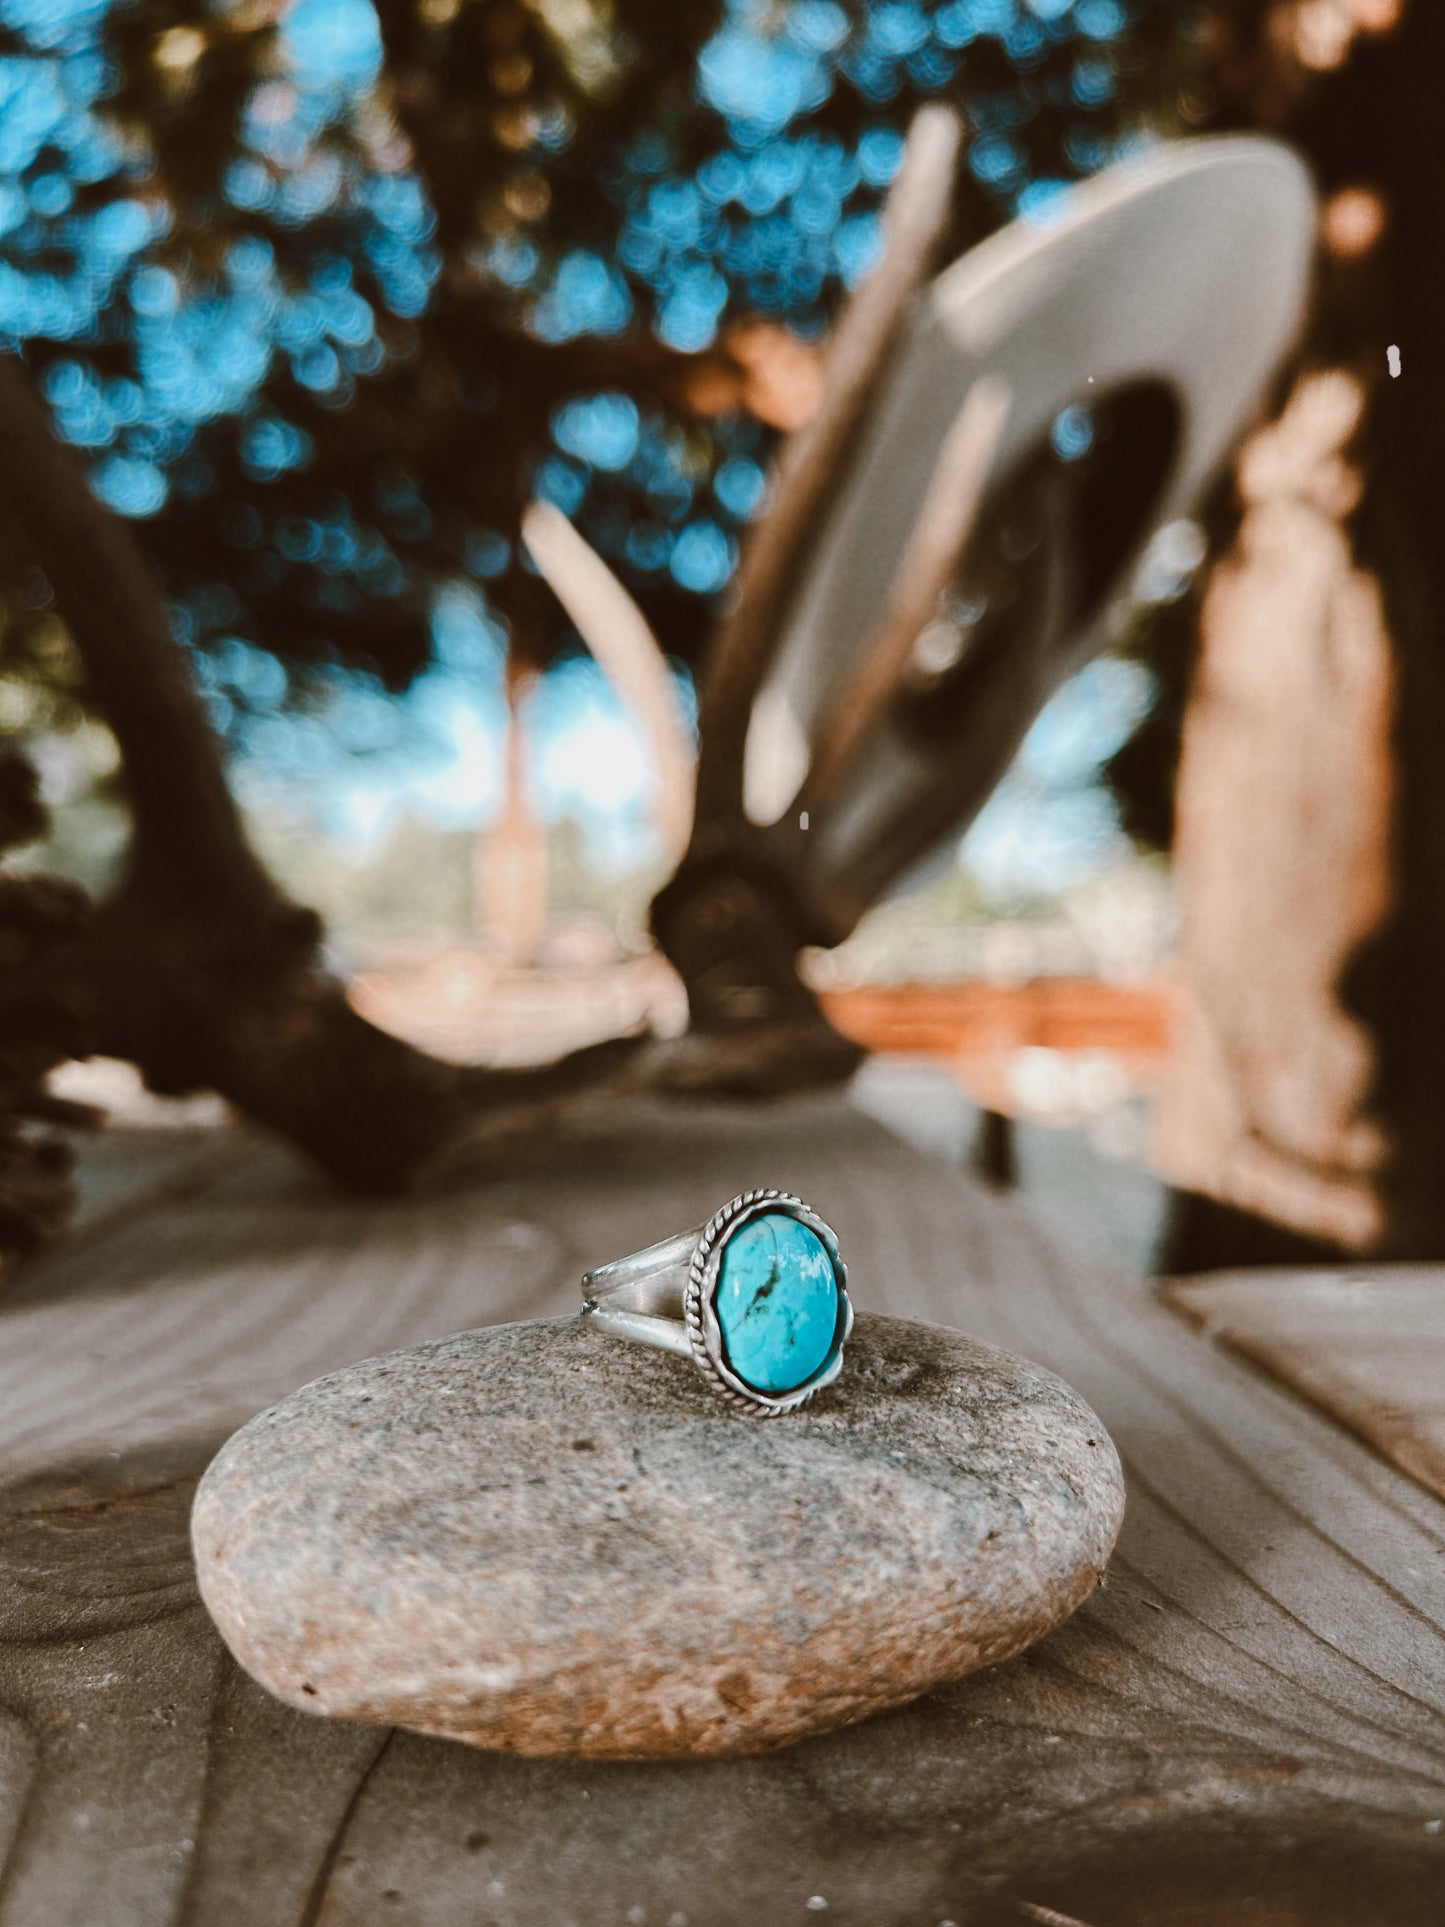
[581,1189,852,1415]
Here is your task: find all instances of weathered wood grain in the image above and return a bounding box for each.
[2,1088,1444,1924]
[1164,1264,1445,1502]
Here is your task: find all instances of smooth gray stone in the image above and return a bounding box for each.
[191,1313,1124,1759]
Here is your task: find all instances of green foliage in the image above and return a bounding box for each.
[0,0,1196,726]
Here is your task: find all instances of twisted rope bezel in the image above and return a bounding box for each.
[684,1189,852,1415]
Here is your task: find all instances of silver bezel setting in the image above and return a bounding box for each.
[683,1188,852,1416]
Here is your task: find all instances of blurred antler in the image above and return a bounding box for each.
[649,106,966,1094]
[692,104,965,830]
[521,499,695,863]
[797,373,1012,814]
[0,353,637,1192]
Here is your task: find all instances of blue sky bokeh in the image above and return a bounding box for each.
[1,0,1177,907]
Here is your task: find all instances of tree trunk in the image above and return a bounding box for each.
[0,353,632,1193]
[1157,0,1445,1269]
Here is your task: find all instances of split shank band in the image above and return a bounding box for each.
[580,1189,852,1416]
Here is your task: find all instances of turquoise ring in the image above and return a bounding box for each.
[581,1190,853,1415]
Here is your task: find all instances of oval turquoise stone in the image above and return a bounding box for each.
[714,1212,840,1395]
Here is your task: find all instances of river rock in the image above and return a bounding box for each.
[191,1313,1124,1759]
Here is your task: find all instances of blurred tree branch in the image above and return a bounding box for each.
[0,351,635,1194]
[0,753,87,1266]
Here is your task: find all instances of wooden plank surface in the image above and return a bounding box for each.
[3,1086,1445,1925]
[1164,1265,1445,1503]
